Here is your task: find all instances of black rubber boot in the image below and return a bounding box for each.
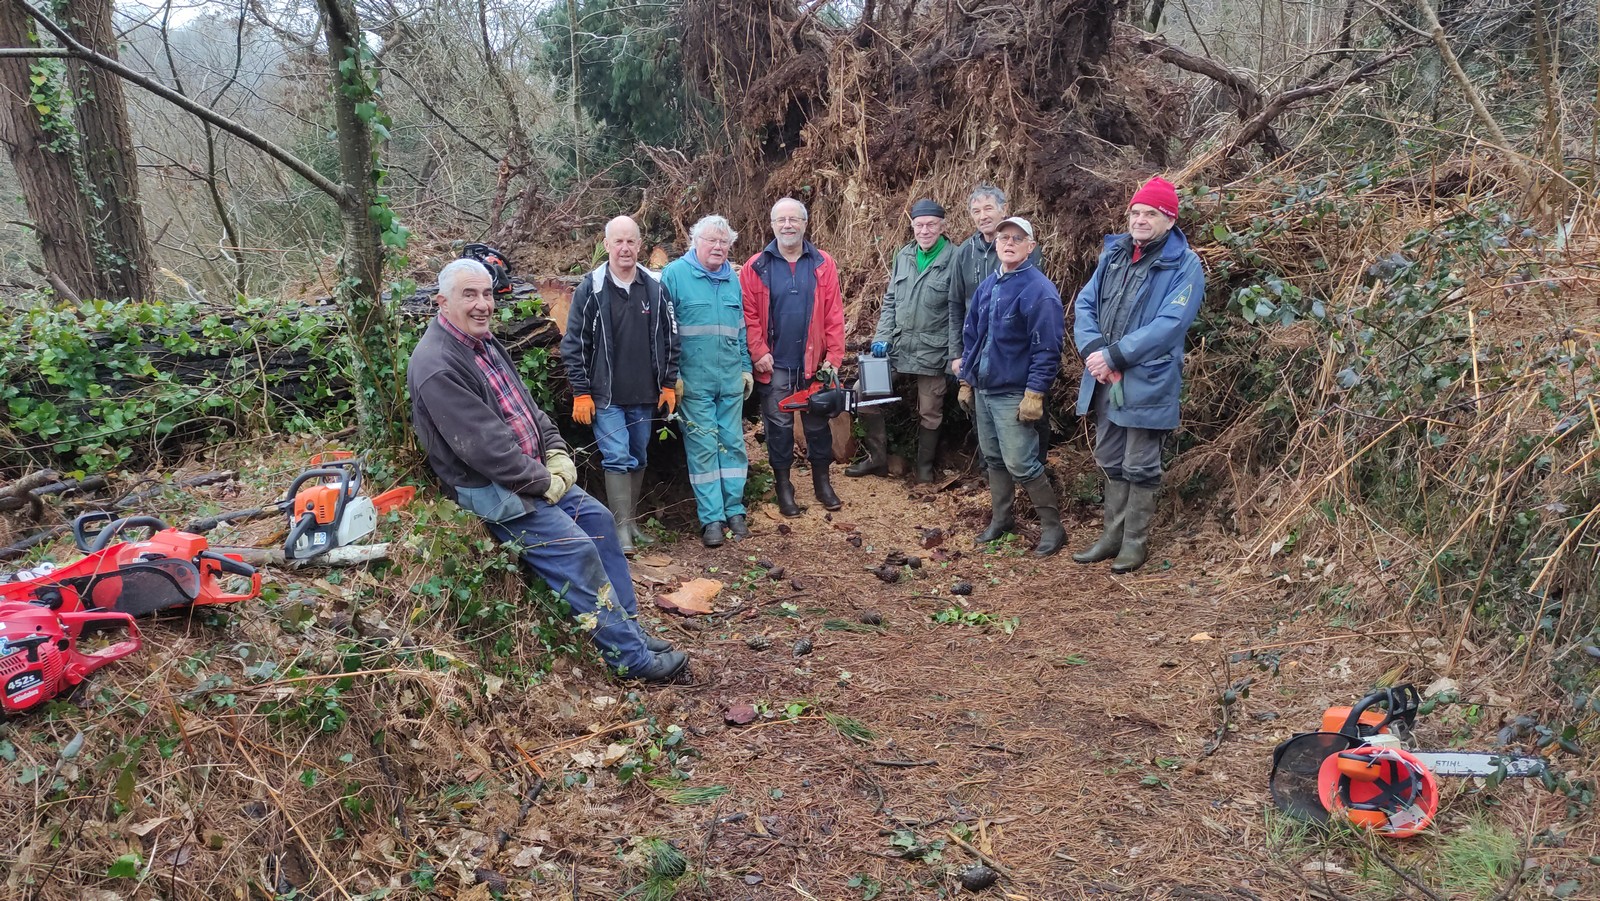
[1112,485,1158,573]
[628,468,655,549]
[1072,479,1129,564]
[1022,474,1065,557]
[975,469,1016,544]
[845,415,888,477]
[727,514,749,540]
[915,427,939,483]
[701,522,726,548]
[812,465,842,511]
[773,467,803,516]
[627,649,688,683]
[604,471,635,556]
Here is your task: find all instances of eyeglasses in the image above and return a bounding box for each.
[700,237,733,248]
[771,217,806,226]
[995,233,1031,244]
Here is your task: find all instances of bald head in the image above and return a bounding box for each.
[604,216,642,280]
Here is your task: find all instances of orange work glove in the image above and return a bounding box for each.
[572,394,595,424]
[658,386,677,416]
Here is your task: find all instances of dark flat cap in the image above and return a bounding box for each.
[909,198,947,219]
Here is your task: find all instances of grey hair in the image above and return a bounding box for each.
[689,214,738,247]
[438,258,492,297]
[969,184,1007,210]
[770,197,808,220]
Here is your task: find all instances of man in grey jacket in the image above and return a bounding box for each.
[848,198,956,483]
[408,258,686,683]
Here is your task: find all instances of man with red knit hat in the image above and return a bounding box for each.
[1070,176,1205,573]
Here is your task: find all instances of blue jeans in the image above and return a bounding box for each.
[593,403,654,472]
[974,389,1045,481]
[483,486,653,673]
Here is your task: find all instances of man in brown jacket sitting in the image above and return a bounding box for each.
[407,258,687,682]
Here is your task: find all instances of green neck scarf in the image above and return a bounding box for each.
[916,236,948,272]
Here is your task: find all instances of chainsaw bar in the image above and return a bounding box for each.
[1407,750,1546,778]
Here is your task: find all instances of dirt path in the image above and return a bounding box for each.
[620,463,1352,899]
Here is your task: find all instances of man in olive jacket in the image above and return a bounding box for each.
[408,258,686,683]
[849,198,956,483]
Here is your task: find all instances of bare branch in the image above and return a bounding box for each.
[12,0,348,204]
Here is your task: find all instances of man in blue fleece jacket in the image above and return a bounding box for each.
[957,216,1066,556]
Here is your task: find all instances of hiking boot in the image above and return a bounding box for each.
[642,633,674,653]
[1073,479,1129,564]
[773,467,803,516]
[1022,473,1065,557]
[627,649,688,684]
[975,468,1016,544]
[701,522,726,548]
[628,468,655,549]
[812,465,843,510]
[914,427,939,483]
[604,471,636,556]
[727,513,750,540]
[1112,485,1158,573]
[845,415,888,477]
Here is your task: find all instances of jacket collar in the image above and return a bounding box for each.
[1104,226,1189,264]
[761,239,820,266]
[589,262,657,295]
[683,250,733,281]
[995,260,1036,281]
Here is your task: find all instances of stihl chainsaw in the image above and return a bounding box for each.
[778,357,899,418]
[0,512,260,617]
[1271,684,1548,833]
[185,453,413,562]
[0,600,140,715]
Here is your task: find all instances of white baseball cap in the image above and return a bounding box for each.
[997,216,1034,239]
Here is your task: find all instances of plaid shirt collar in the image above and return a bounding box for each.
[438,313,487,350]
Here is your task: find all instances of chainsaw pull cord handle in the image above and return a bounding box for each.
[73,513,171,552]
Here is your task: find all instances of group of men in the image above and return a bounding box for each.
[406,176,1205,683]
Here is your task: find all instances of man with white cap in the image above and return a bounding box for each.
[1070,176,1204,573]
[957,215,1066,556]
[848,197,956,483]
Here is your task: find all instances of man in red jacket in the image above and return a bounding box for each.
[740,198,846,515]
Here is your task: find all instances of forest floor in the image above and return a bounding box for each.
[1,432,1595,901]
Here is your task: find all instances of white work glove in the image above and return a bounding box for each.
[543,450,577,504]
[741,371,755,400]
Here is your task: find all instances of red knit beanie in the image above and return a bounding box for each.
[1128,176,1179,219]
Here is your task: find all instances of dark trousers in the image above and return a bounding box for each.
[760,367,834,470]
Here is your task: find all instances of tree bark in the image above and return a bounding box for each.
[0,0,96,300]
[63,0,154,301]
[317,0,405,444]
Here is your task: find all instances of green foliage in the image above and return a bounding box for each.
[536,0,714,179]
[1,297,344,472]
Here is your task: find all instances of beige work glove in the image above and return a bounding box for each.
[741,371,755,400]
[957,383,974,414]
[1017,390,1045,422]
[543,450,577,503]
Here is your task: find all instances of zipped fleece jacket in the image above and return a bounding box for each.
[1073,226,1205,430]
[739,241,845,384]
[559,264,680,408]
[407,317,568,522]
[873,238,956,376]
[959,262,1065,395]
[946,232,1042,362]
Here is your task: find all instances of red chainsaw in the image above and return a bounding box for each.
[0,601,140,715]
[777,356,899,418]
[0,512,261,617]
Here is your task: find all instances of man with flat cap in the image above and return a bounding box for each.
[848,198,957,484]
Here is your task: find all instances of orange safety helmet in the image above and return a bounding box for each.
[1317,746,1438,838]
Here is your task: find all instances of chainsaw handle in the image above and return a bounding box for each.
[74,512,170,551]
[58,609,142,676]
[196,552,262,604]
[1340,685,1420,737]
